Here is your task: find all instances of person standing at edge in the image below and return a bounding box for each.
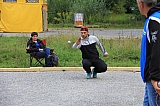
[137,0,160,105]
[72,26,108,79]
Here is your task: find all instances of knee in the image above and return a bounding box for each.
[101,67,107,72]
[82,59,90,66]
[82,63,90,68]
[44,48,50,54]
[44,47,49,50]
[101,64,107,72]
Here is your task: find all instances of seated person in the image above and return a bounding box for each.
[26,32,51,67]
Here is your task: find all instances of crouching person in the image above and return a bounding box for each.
[72,26,108,79]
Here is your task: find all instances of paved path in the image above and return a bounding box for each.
[0,28,143,39]
[0,71,144,106]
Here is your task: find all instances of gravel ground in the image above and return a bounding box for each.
[0,29,144,106]
[0,71,145,106]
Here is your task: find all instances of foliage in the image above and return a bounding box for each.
[70,0,107,24]
[48,0,160,25]
[124,0,137,13]
[48,0,146,27]
[53,12,73,24]
[112,0,126,14]
[50,13,144,29]
[0,35,141,68]
[48,0,72,24]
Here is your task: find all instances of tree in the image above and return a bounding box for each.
[70,0,107,24]
[124,0,137,13]
[48,0,72,24]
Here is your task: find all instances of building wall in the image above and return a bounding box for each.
[0,0,47,32]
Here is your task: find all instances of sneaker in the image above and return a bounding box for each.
[92,68,97,78]
[86,73,91,79]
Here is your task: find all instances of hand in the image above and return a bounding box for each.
[26,46,30,50]
[26,48,30,50]
[76,37,81,45]
[151,80,160,95]
[103,52,108,57]
[39,49,43,52]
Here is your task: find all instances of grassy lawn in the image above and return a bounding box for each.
[0,34,141,68]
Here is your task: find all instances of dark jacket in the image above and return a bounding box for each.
[141,2,160,82]
[27,38,45,53]
[72,35,107,59]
